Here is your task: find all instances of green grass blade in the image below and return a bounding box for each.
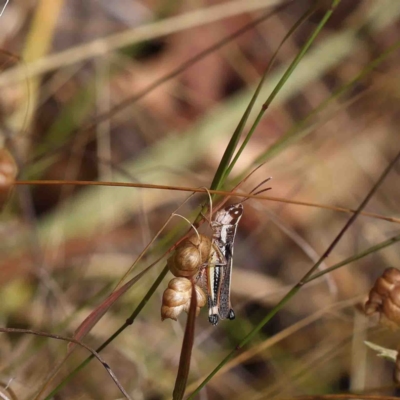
[210,2,318,196]
[208,3,301,192]
[224,0,341,181]
[252,39,400,166]
[307,234,400,283]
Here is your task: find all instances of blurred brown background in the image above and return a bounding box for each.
[0,0,400,399]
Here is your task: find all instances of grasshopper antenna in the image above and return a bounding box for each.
[240,177,272,204]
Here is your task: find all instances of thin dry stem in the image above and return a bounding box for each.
[14,180,400,224]
[0,327,132,400]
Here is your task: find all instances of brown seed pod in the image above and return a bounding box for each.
[161,277,207,321]
[365,267,400,327]
[167,234,211,278]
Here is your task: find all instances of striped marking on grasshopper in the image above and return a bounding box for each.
[197,203,243,326]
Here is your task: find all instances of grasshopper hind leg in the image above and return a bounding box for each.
[209,314,219,325]
[208,296,219,326]
[210,309,234,325]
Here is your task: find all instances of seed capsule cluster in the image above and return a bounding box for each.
[161,234,211,321]
[365,267,400,327]
[167,234,211,278]
[161,277,207,321]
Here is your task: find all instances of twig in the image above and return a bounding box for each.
[0,328,132,400]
